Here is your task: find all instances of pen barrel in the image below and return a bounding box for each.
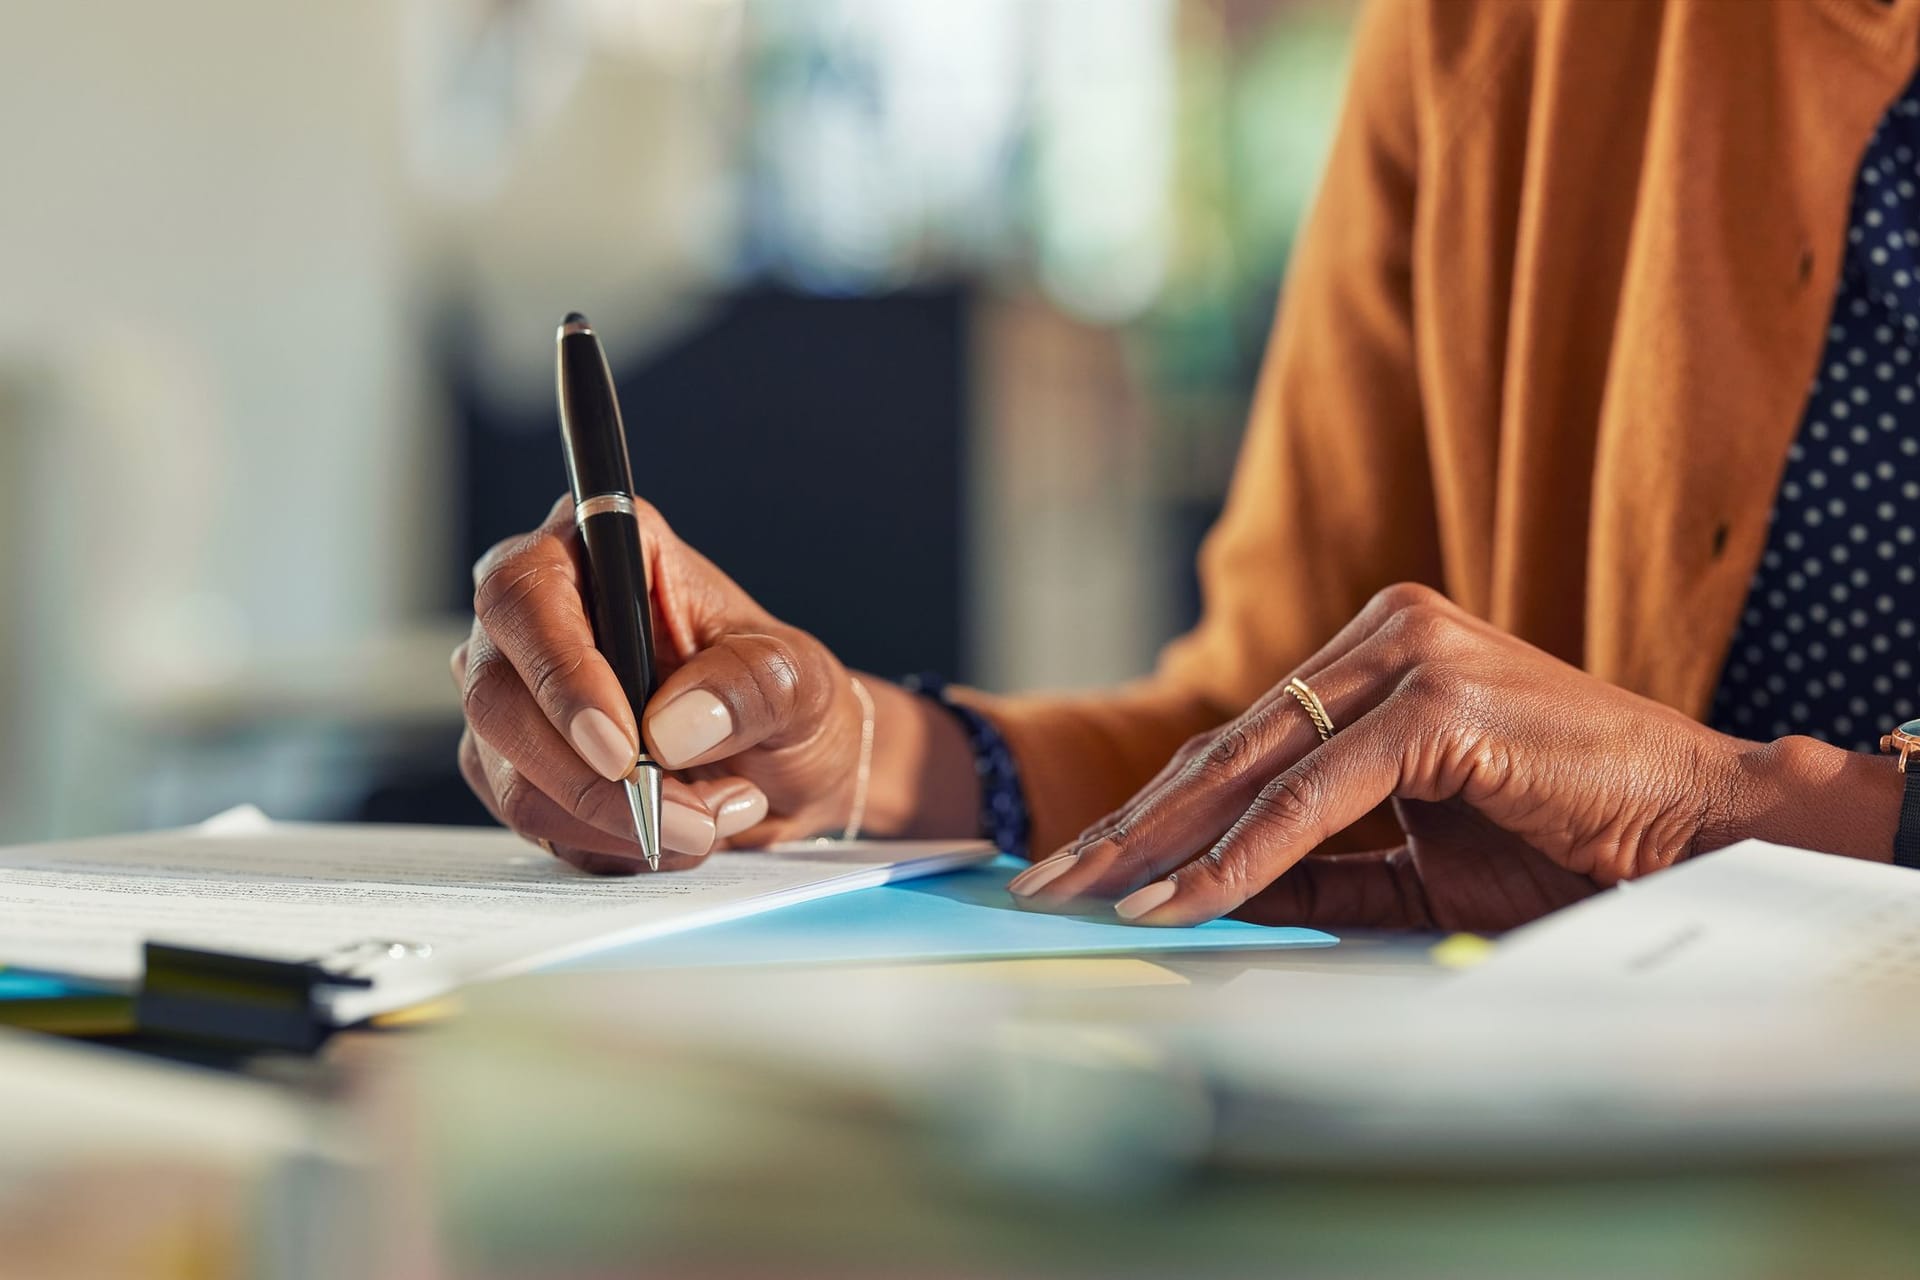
[556,331,634,500]
[576,510,659,747]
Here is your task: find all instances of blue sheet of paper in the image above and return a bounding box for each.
[551,855,1336,972]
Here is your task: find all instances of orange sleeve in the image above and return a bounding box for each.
[955,0,1443,856]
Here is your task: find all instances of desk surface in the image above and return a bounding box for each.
[8,931,1920,1280]
[378,935,1920,1280]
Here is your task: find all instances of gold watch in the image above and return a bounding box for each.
[1879,718,1920,869]
[1882,718,1920,773]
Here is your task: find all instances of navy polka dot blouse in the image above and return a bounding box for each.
[1710,79,1920,749]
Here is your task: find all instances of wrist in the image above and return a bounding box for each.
[1703,734,1904,863]
[858,677,981,840]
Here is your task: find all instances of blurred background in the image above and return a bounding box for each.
[0,0,1358,844]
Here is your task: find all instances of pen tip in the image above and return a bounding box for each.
[625,766,664,872]
[563,310,589,326]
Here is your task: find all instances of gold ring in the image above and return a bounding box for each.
[1284,676,1335,743]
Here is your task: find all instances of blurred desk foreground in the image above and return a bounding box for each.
[7,925,1920,1280]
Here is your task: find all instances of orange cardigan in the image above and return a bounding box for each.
[962,0,1920,855]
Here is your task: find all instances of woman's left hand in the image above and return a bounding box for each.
[1010,583,1766,932]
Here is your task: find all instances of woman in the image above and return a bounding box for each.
[453,0,1920,932]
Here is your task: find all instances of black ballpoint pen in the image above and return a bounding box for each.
[555,312,664,870]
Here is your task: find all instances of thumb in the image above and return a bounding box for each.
[641,625,844,770]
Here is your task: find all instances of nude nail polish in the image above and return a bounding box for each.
[660,800,717,857]
[713,785,769,839]
[1115,879,1177,921]
[649,690,734,768]
[570,707,636,782]
[1008,852,1078,896]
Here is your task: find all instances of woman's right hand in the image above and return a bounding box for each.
[454,495,870,873]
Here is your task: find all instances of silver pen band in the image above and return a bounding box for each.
[575,493,636,524]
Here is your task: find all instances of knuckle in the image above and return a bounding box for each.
[1458,728,1513,784]
[711,650,772,726]
[493,771,544,832]
[460,653,519,742]
[1247,769,1320,836]
[556,765,603,822]
[1181,843,1252,901]
[472,539,563,620]
[1196,724,1257,777]
[715,633,807,728]
[1368,581,1443,618]
[1102,831,1156,883]
[1380,600,1451,654]
[1399,661,1471,708]
[524,644,591,712]
[756,634,805,704]
[472,533,533,594]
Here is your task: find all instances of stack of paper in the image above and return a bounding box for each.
[0,815,995,1025]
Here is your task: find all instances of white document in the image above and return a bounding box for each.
[0,816,994,1023]
[1452,839,1920,997]
[1203,842,1920,1170]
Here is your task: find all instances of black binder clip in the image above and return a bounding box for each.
[136,939,431,1054]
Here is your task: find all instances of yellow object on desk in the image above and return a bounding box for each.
[1428,933,1496,970]
[370,997,465,1030]
[0,996,134,1037]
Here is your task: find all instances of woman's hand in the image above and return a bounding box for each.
[454,496,870,872]
[1009,584,1776,931]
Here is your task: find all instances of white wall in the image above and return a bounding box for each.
[0,1,428,835]
[0,0,424,676]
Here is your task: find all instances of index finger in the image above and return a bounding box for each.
[1033,584,1466,879]
[1115,704,1405,925]
[1020,633,1394,910]
[472,496,639,783]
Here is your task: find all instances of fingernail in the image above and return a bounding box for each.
[713,784,769,839]
[649,689,733,768]
[1008,852,1078,897]
[661,799,717,856]
[569,707,637,782]
[1115,879,1177,921]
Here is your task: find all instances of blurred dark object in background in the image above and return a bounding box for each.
[450,285,967,681]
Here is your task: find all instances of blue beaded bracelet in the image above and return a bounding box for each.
[902,673,1031,859]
